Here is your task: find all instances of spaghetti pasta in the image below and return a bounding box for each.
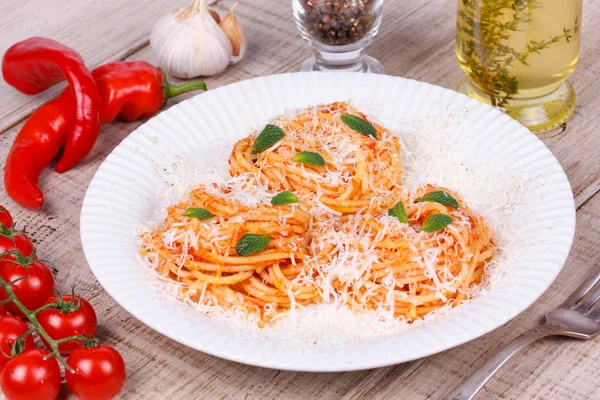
[139,183,321,326]
[229,102,403,213]
[139,102,496,328]
[307,185,495,321]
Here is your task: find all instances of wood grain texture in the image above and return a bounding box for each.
[0,0,598,399]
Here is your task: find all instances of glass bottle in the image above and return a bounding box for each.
[456,0,582,133]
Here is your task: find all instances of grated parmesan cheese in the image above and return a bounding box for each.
[136,105,542,349]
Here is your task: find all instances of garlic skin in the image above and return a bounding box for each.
[208,9,220,24]
[151,0,233,78]
[219,4,247,64]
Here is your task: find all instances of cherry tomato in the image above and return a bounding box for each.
[0,207,13,229]
[0,232,35,261]
[0,304,7,316]
[0,348,61,400]
[38,294,98,354]
[66,345,126,400]
[0,261,55,317]
[0,316,34,370]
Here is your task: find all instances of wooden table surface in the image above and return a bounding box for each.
[1,1,599,399]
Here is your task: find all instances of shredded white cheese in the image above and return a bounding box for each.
[136,105,542,349]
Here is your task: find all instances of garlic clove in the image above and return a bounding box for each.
[150,0,233,78]
[219,3,247,64]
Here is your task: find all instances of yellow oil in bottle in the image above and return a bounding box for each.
[456,0,582,133]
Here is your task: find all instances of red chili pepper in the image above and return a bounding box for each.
[4,92,72,209]
[4,61,206,209]
[1,37,100,173]
[93,61,206,123]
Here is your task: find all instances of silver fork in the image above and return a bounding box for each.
[445,269,600,400]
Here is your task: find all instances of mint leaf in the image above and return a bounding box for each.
[341,114,377,139]
[293,151,326,166]
[388,201,408,224]
[416,191,459,208]
[182,207,213,219]
[271,191,298,205]
[235,234,270,256]
[252,124,285,154]
[421,214,452,232]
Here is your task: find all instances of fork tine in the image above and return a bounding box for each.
[574,283,600,312]
[561,269,600,308]
[588,307,600,321]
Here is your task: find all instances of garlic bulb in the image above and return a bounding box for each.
[150,0,233,78]
[219,4,247,64]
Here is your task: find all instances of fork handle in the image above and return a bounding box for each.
[444,324,564,400]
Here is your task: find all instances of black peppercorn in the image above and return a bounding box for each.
[300,0,375,46]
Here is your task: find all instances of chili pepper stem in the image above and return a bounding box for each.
[162,76,207,103]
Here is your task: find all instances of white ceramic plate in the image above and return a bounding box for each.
[80,72,575,371]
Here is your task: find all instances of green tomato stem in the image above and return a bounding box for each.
[0,275,72,370]
[17,327,36,339]
[0,252,93,373]
[55,334,89,345]
[31,301,61,315]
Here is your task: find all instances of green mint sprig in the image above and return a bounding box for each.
[252,124,285,154]
[388,201,408,224]
[182,208,214,219]
[416,191,459,208]
[421,214,452,232]
[271,191,298,206]
[341,114,377,139]
[235,234,271,256]
[293,151,326,166]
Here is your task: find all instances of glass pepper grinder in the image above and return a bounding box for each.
[292,0,384,73]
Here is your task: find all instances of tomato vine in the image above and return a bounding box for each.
[0,250,97,372]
